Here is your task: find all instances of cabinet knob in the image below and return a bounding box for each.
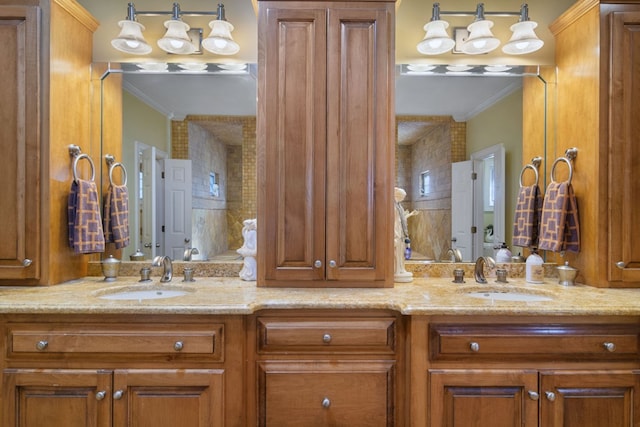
[616,261,627,269]
[22,259,32,267]
[322,333,332,344]
[36,340,48,351]
[469,342,480,352]
[174,341,184,351]
[528,391,539,401]
[314,260,322,268]
[603,342,616,352]
[95,391,106,401]
[113,390,124,400]
[545,391,556,401]
[329,260,337,268]
[322,397,331,408]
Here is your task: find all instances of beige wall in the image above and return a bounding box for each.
[467,89,523,252]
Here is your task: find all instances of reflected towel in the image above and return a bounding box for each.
[538,181,580,253]
[104,184,130,249]
[512,184,542,248]
[68,179,105,254]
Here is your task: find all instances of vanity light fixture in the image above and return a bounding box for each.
[111,2,240,56]
[417,3,543,56]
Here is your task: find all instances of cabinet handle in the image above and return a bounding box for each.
[528,391,539,401]
[36,340,48,351]
[328,260,337,268]
[174,341,184,351]
[322,397,331,408]
[603,342,616,352]
[322,333,332,344]
[469,342,480,352]
[113,390,124,400]
[314,260,322,268]
[22,259,32,267]
[616,261,627,269]
[545,391,556,401]
[95,391,106,401]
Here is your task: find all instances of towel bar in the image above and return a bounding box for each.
[71,153,95,182]
[105,154,128,186]
[518,156,542,188]
[550,147,578,185]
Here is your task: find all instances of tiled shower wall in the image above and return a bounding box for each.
[395,116,466,261]
[171,116,256,260]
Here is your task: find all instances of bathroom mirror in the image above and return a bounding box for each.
[96,63,548,263]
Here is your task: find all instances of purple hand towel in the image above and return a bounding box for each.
[104,184,130,249]
[538,181,580,253]
[512,184,542,248]
[68,179,105,254]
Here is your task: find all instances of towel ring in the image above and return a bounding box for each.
[109,162,127,186]
[519,164,539,188]
[72,153,95,182]
[550,156,573,184]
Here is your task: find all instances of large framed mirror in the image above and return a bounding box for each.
[96,62,549,264]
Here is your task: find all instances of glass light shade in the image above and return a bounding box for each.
[202,20,240,55]
[416,20,455,55]
[461,20,500,55]
[111,20,152,55]
[157,19,197,54]
[502,21,544,55]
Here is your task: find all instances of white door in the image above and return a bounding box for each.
[141,147,158,259]
[162,159,192,261]
[451,160,483,261]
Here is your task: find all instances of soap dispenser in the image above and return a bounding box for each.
[525,249,544,283]
[495,243,512,263]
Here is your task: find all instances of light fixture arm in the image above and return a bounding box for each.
[126,2,226,19]
[435,3,523,19]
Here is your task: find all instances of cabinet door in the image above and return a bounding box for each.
[258,4,327,283]
[325,5,394,284]
[112,369,224,427]
[540,370,640,427]
[0,6,40,281]
[608,10,640,286]
[258,360,395,427]
[2,368,112,427]
[429,369,539,427]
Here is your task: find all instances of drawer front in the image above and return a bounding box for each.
[8,323,223,359]
[258,360,394,427]
[430,324,640,361]
[257,317,396,353]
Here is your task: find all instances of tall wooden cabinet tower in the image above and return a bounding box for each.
[257,0,396,288]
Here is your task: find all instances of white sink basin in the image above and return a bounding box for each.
[96,284,195,301]
[466,291,552,302]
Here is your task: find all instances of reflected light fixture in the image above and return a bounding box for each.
[111,2,240,56]
[416,3,543,56]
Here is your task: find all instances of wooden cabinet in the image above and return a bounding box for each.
[0,0,98,285]
[248,311,404,426]
[1,315,245,427]
[408,317,640,426]
[549,0,640,287]
[256,0,395,287]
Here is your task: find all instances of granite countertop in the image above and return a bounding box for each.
[1,276,639,316]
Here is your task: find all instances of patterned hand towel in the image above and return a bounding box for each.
[538,181,580,253]
[68,179,105,254]
[104,184,130,249]
[512,184,542,248]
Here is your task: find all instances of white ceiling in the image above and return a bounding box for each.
[81,0,575,123]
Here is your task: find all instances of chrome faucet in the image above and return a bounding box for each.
[152,256,173,282]
[183,247,200,261]
[445,248,462,262]
[474,256,496,284]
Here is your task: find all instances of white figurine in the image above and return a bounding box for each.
[394,187,417,283]
[237,218,257,281]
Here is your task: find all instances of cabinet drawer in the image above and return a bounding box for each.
[257,317,396,353]
[430,324,640,361]
[8,323,223,359]
[258,360,394,427]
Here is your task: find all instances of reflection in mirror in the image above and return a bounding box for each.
[99,63,546,264]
